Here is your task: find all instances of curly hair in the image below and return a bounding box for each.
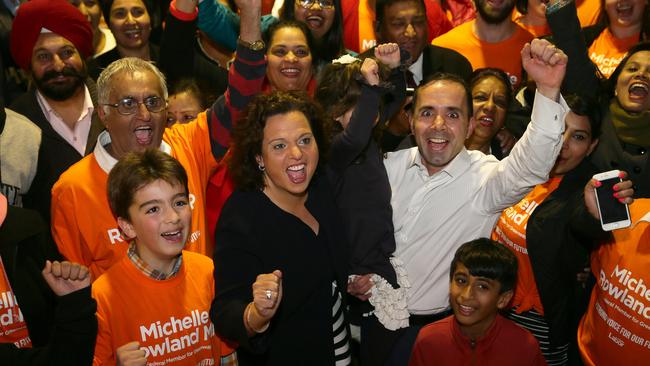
[229,91,328,191]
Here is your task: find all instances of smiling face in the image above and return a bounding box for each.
[551,111,599,176]
[293,0,336,39]
[31,33,86,101]
[605,0,646,28]
[256,111,319,202]
[378,0,428,64]
[615,50,650,113]
[471,76,508,145]
[118,179,190,272]
[475,0,516,24]
[266,26,313,92]
[412,80,475,175]
[99,70,166,159]
[449,262,513,340]
[109,0,151,51]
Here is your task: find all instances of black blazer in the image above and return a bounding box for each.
[526,160,607,348]
[9,80,104,222]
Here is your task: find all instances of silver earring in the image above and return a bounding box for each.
[258,164,265,172]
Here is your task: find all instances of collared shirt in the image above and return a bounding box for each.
[384,91,567,315]
[126,243,182,280]
[35,85,93,156]
[94,130,172,174]
[408,53,424,86]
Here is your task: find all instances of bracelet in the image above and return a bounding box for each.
[245,303,270,334]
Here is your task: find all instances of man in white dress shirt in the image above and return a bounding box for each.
[351,38,569,366]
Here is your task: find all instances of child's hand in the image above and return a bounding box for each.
[42,260,91,297]
[374,43,401,69]
[116,341,147,366]
[361,58,380,86]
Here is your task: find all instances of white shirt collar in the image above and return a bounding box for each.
[408,53,424,86]
[93,130,172,174]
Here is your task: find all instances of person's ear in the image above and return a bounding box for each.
[117,217,136,240]
[97,106,109,128]
[496,289,514,310]
[466,116,476,139]
[587,138,599,156]
[255,155,265,171]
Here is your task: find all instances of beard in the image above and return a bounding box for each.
[33,65,86,101]
[475,0,516,24]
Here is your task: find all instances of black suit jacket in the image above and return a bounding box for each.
[9,80,104,222]
[420,44,473,82]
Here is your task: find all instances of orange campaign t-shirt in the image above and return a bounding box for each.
[588,28,640,78]
[578,199,650,366]
[513,0,601,37]
[431,20,534,89]
[52,112,218,281]
[492,178,562,314]
[0,258,31,349]
[92,251,226,366]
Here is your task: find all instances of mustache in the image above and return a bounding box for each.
[40,66,84,83]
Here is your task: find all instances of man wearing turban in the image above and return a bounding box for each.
[8,0,104,222]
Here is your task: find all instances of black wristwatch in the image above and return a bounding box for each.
[237,37,265,51]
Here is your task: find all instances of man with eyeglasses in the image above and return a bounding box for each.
[8,0,104,222]
[50,0,265,293]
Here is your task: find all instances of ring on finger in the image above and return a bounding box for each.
[265,289,272,300]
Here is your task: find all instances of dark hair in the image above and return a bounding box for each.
[414,72,473,117]
[170,78,209,110]
[375,0,426,29]
[100,0,152,24]
[107,149,189,221]
[279,0,345,63]
[229,91,327,191]
[564,94,602,139]
[264,20,317,66]
[450,238,518,294]
[315,59,391,141]
[606,41,650,99]
[470,67,513,110]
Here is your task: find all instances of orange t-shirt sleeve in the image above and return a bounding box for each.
[51,181,89,266]
[92,286,116,366]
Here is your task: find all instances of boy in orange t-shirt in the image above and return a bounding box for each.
[92,149,232,366]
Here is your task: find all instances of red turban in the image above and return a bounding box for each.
[10,0,93,70]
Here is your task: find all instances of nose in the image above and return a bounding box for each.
[289,144,303,159]
[165,206,181,224]
[459,284,474,301]
[405,23,416,38]
[484,96,497,111]
[135,101,151,120]
[431,114,446,130]
[310,1,322,10]
[285,50,298,62]
[560,130,571,150]
[125,10,135,24]
[52,54,66,71]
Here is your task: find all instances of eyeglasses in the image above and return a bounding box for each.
[297,0,335,9]
[102,96,165,115]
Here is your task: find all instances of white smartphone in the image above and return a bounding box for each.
[593,170,631,231]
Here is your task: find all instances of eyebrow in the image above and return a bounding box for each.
[138,192,187,209]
